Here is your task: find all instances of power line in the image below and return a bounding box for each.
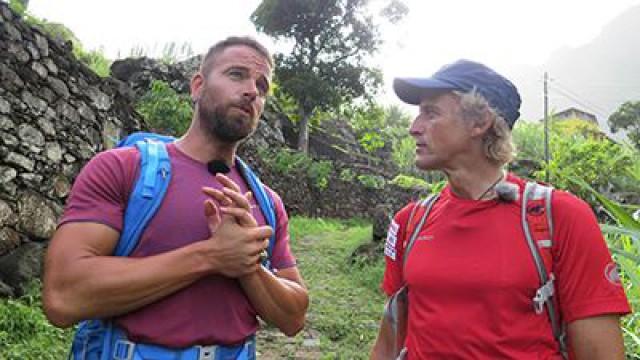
[549,79,610,115]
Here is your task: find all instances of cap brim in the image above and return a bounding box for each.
[393,77,458,105]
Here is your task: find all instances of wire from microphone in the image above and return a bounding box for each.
[207,160,231,175]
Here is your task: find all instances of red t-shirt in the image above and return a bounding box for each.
[59,143,296,347]
[382,174,631,359]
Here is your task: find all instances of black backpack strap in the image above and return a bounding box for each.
[522,181,568,359]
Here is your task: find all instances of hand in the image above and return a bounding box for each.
[200,174,269,277]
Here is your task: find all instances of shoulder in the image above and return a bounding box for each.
[84,146,140,173]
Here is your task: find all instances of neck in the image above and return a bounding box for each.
[175,122,238,166]
[444,162,505,200]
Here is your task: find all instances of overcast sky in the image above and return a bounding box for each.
[27,0,640,113]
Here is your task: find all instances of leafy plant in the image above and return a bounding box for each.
[569,177,640,356]
[357,174,386,189]
[136,80,193,135]
[390,174,428,190]
[260,148,334,189]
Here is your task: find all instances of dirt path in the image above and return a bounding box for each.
[255,225,384,359]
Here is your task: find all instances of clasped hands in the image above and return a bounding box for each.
[200,173,272,278]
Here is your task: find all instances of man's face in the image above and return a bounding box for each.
[409,92,474,171]
[193,45,272,143]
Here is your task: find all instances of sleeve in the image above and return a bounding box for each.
[381,203,414,296]
[58,148,139,232]
[266,188,297,270]
[552,191,632,323]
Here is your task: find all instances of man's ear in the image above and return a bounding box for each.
[190,73,204,103]
[471,111,494,138]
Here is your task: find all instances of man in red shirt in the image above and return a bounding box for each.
[43,36,308,359]
[375,59,630,359]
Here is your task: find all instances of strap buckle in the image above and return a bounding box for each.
[113,339,135,360]
[533,273,555,314]
[197,345,217,360]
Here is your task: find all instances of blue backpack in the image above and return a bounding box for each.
[69,132,277,360]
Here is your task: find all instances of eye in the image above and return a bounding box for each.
[228,68,246,79]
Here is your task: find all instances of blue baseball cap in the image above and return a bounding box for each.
[393,59,522,127]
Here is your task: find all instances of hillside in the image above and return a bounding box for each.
[515,4,640,135]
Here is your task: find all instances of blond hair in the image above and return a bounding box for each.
[455,90,515,165]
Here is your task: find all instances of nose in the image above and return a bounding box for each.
[409,115,422,138]
[242,81,258,102]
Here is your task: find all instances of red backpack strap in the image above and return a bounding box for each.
[522,181,568,359]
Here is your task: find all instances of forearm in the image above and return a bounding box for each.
[44,241,210,327]
[239,266,309,336]
[568,315,626,360]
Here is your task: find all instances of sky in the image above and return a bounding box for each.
[27,0,640,116]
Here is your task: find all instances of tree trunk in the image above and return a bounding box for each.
[297,110,311,153]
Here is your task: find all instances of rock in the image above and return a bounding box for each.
[48,76,70,99]
[18,123,45,148]
[0,280,14,297]
[0,166,17,187]
[0,227,21,256]
[5,152,34,171]
[0,242,44,296]
[372,204,393,242]
[0,97,10,114]
[17,192,57,239]
[45,142,63,163]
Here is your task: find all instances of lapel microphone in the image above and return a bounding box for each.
[207,160,231,175]
[494,181,519,202]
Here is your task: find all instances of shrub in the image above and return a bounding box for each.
[357,174,386,189]
[390,174,428,190]
[136,80,193,136]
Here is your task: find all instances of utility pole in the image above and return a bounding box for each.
[544,72,550,183]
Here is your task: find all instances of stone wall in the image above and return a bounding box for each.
[0,3,421,297]
[0,3,146,296]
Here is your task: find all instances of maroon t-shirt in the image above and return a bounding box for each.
[59,143,296,347]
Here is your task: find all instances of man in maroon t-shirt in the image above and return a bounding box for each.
[371,60,630,359]
[43,36,308,357]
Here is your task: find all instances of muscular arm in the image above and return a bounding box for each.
[239,266,308,336]
[43,218,271,328]
[567,315,626,360]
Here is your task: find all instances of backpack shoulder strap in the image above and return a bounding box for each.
[236,157,277,271]
[403,194,439,270]
[115,140,172,256]
[522,181,567,358]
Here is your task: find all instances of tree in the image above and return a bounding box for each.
[608,100,640,149]
[251,0,407,152]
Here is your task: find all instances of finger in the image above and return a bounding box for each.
[250,225,274,241]
[222,188,251,210]
[216,173,242,193]
[202,187,232,206]
[203,199,221,232]
[220,207,258,227]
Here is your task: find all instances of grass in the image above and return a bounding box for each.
[0,282,72,359]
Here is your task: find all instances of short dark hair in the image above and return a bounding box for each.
[200,36,273,77]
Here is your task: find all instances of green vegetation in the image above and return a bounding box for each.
[609,100,640,150]
[136,80,193,136]
[390,174,428,190]
[259,148,334,190]
[0,282,72,359]
[570,177,640,356]
[252,0,406,152]
[357,174,386,189]
[257,217,384,359]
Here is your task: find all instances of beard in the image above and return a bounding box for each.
[196,89,257,143]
